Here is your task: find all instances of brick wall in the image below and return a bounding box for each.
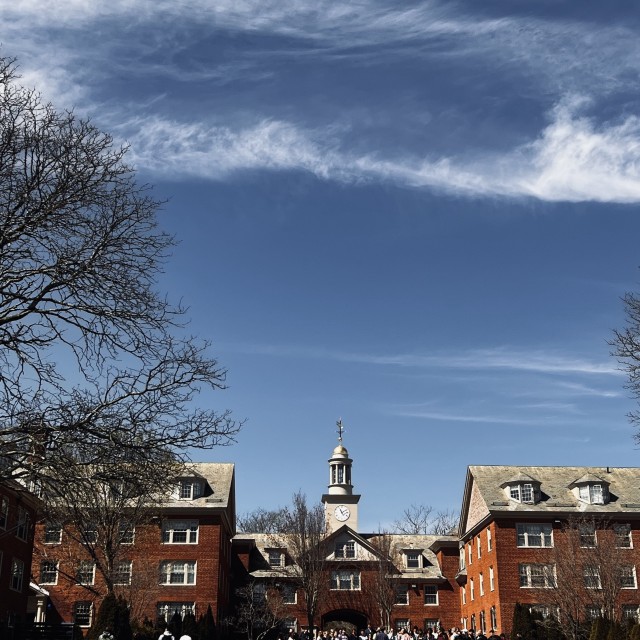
[33,512,230,634]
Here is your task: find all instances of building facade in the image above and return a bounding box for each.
[22,440,640,638]
[31,463,236,633]
[232,439,461,634]
[0,479,41,634]
[458,465,640,635]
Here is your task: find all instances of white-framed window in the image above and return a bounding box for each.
[530,605,557,620]
[119,520,135,544]
[487,527,492,552]
[490,606,497,630]
[74,602,93,627]
[282,618,298,633]
[40,560,58,584]
[424,619,439,632]
[462,586,466,605]
[282,583,297,604]
[459,547,466,570]
[162,520,198,544]
[517,523,553,548]
[394,619,410,631]
[395,584,409,605]
[178,480,203,500]
[268,550,284,567]
[77,560,96,585]
[510,483,536,504]
[468,543,473,565]
[479,573,484,596]
[470,578,474,601]
[578,484,606,505]
[480,611,486,634]
[16,506,29,541]
[160,561,196,585]
[10,558,24,592]
[330,569,360,590]
[579,523,597,547]
[335,540,356,558]
[0,496,8,529]
[406,551,422,569]
[477,536,482,559]
[622,605,640,622]
[114,560,132,585]
[620,565,637,589]
[583,565,601,589]
[615,524,633,548]
[489,566,495,591]
[585,606,602,621]
[157,602,196,620]
[519,564,555,588]
[44,523,62,544]
[424,585,438,605]
[470,614,476,632]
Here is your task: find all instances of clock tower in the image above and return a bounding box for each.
[322,419,360,533]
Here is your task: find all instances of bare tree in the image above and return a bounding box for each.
[611,289,640,443]
[366,531,402,630]
[237,507,289,534]
[545,517,626,640]
[33,460,174,597]
[393,505,459,535]
[281,492,329,633]
[0,56,240,484]
[230,579,290,640]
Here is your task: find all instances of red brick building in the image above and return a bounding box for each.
[32,463,236,633]
[233,441,461,634]
[458,465,640,636]
[0,479,41,634]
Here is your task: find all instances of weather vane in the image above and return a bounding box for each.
[336,418,345,443]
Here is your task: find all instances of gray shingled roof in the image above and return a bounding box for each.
[163,462,234,510]
[469,465,640,515]
[237,530,453,582]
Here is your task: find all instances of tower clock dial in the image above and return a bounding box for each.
[334,505,350,522]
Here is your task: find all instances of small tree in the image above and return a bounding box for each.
[366,532,402,629]
[198,605,217,640]
[230,579,289,640]
[87,593,132,640]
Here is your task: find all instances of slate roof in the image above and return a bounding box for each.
[163,462,235,510]
[467,465,640,517]
[236,528,456,582]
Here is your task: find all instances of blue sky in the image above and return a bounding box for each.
[5,0,640,531]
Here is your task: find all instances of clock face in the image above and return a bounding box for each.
[334,505,351,522]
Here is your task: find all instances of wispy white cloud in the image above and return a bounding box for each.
[227,342,618,376]
[117,97,640,203]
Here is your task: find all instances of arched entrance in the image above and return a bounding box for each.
[322,609,368,634]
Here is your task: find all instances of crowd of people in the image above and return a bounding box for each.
[285,625,505,640]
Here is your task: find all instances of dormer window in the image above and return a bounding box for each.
[570,474,610,505]
[509,483,536,504]
[179,479,203,500]
[268,550,284,567]
[405,550,423,569]
[578,484,606,504]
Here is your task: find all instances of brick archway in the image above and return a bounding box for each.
[322,609,368,634]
